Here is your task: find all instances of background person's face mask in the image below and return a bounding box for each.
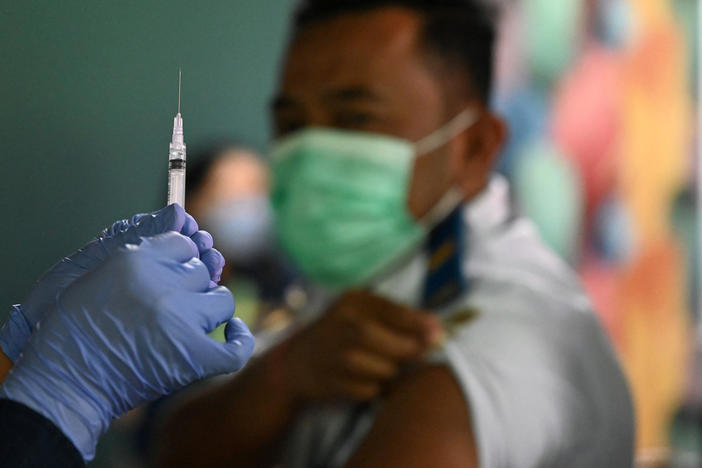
[270,109,477,289]
[203,195,274,265]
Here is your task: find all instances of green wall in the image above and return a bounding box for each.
[0,1,296,312]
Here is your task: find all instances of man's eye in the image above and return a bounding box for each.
[334,111,374,129]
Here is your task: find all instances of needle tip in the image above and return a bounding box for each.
[177,68,182,114]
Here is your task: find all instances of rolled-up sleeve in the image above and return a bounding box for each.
[430,287,634,468]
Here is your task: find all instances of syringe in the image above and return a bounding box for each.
[167,69,186,207]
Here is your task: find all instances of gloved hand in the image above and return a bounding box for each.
[0,232,254,461]
[0,203,225,362]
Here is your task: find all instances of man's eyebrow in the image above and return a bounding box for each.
[323,86,384,103]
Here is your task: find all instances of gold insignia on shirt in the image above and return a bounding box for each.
[441,307,480,337]
[428,307,481,350]
[428,240,456,271]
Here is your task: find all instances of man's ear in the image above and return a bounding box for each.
[450,112,506,198]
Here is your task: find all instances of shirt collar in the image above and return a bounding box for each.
[372,175,511,306]
[462,174,513,238]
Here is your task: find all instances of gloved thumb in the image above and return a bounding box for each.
[219,318,255,373]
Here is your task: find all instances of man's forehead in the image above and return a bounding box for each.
[280,7,426,92]
[296,7,422,48]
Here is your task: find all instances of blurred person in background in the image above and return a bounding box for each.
[154,1,634,468]
[185,144,303,333]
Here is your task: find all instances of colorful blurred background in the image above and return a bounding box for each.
[0,0,699,466]
[492,1,700,465]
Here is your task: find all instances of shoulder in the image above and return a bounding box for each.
[454,205,626,403]
[438,203,635,466]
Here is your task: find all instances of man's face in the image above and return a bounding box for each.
[272,7,495,217]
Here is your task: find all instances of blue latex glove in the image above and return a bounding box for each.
[0,232,254,461]
[0,204,225,362]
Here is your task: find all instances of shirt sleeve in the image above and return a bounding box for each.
[0,398,84,468]
[429,285,633,468]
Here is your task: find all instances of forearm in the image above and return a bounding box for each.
[154,340,302,468]
[0,351,11,384]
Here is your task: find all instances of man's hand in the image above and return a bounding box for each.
[283,290,442,401]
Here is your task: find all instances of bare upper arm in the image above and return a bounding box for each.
[344,364,478,468]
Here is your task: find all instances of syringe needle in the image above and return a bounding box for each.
[177,68,181,115]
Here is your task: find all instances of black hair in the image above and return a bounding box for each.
[293,0,497,104]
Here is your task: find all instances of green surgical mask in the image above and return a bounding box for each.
[270,108,477,289]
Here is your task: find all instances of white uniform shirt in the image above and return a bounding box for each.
[281,176,634,468]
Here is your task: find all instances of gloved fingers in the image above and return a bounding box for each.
[139,204,186,236]
[183,286,235,332]
[176,257,213,293]
[182,212,199,237]
[100,218,132,238]
[140,232,199,263]
[140,204,198,239]
[190,230,213,253]
[85,206,200,268]
[158,203,186,232]
[200,248,225,284]
[206,318,255,375]
[100,206,199,259]
[101,210,152,238]
[129,212,148,226]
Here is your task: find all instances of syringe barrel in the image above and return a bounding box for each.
[167,158,186,207]
[168,140,186,207]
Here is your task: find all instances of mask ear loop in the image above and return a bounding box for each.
[413,108,478,155]
[420,187,466,228]
[413,108,479,228]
